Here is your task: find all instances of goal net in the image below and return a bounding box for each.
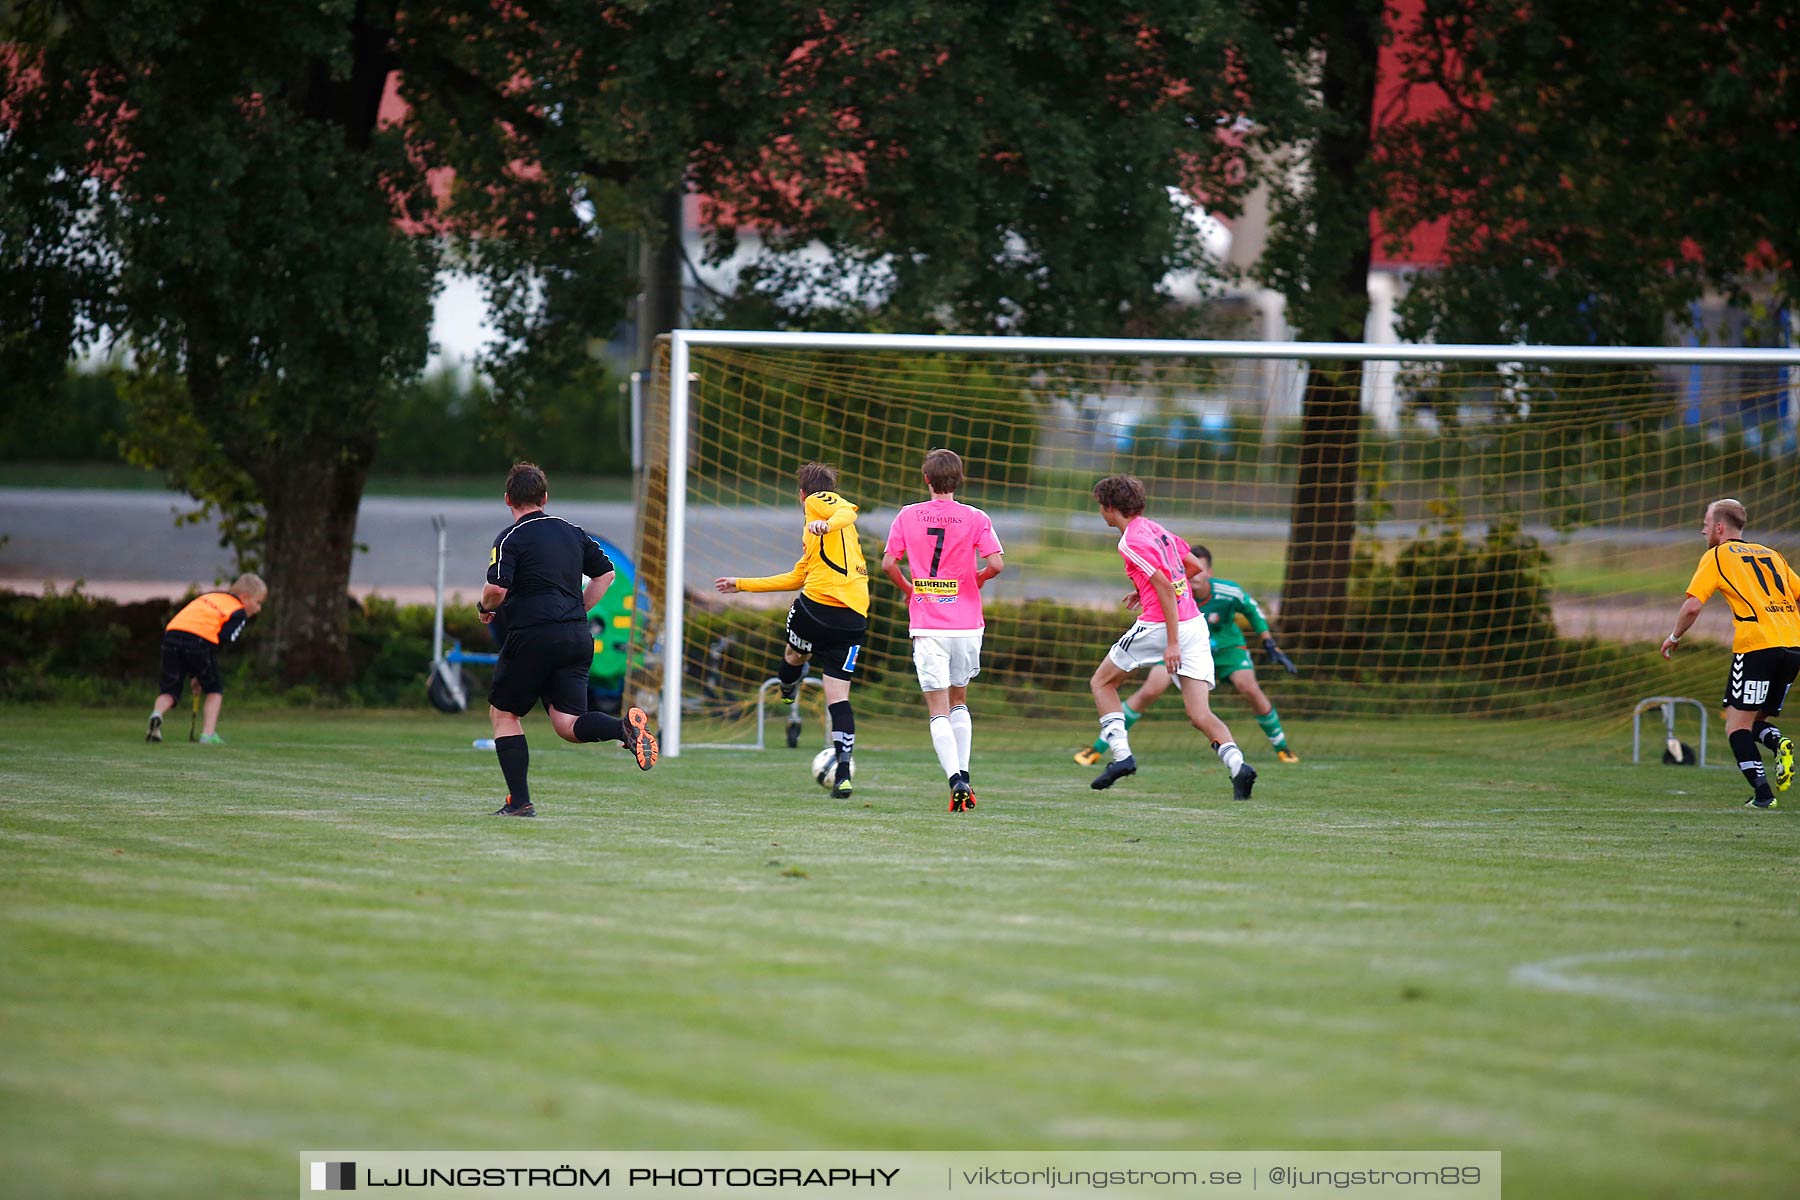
[629,332,1800,758]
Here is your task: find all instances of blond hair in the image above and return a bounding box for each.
[1707,498,1748,531]
[230,572,268,599]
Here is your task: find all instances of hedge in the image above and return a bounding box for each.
[0,587,494,708]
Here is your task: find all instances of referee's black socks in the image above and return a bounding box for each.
[1729,728,1774,801]
[573,711,625,744]
[494,734,530,807]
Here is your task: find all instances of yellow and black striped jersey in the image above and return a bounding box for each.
[735,491,870,616]
[1685,540,1800,653]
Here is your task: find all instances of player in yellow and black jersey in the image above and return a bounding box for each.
[1662,498,1800,808]
[716,461,870,797]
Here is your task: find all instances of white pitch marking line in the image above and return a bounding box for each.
[1511,947,1800,1016]
[1511,947,1697,1005]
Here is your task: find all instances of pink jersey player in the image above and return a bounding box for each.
[880,452,1008,812]
[884,496,1005,634]
[1118,516,1199,624]
[1086,473,1254,801]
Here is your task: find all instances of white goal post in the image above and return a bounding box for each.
[656,329,1800,756]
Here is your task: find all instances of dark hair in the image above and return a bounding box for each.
[922,448,964,494]
[1091,473,1146,516]
[797,461,838,496]
[1190,544,1212,565]
[506,462,549,507]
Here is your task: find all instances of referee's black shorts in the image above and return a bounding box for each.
[784,595,868,681]
[1722,646,1800,716]
[489,623,593,717]
[159,631,223,695]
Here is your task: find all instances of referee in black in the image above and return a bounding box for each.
[479,462,656,816]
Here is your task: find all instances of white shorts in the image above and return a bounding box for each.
[912,633,982,692]
[1107,617,1215,687]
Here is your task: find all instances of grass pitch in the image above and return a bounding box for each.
[2,708,1796,1198]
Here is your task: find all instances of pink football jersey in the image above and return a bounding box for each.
[1118,515,1199,624]
[884,497,1004,633]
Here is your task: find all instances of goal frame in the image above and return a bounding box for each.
[659,329,1800,756]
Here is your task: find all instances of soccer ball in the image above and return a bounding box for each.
[811,746,853,789]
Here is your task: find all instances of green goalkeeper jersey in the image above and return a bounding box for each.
[1198,576,1271,651]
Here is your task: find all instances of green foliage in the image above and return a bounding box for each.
[690,2,1306,336]
[0,1,1317,679]
[694,353,1040,508]
[679,574,1658,726]
[0,367,125,461]
[2,362,634,481]
[1343,520,1558,673]
[0,573,1707,724]
[0,585,491,707]
[1381,0,1800,344]
[1259,519,1669,719]
[0,585,142,692]
[376,368,631,478]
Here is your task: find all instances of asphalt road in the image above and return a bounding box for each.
[0,486,1733,643]
[0,487,1082,604]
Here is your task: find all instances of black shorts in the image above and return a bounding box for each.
[1722,646,1800,715]
[159,632,222,695]
[784,596,867,681]
[489,624,593,717]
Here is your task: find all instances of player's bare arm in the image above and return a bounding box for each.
[1660,594,1706,659]
[880,551,914,598]
[976,552,1004,587]
[582,570,616,611]
[1149,571,1181,672]
[478,582,507,624]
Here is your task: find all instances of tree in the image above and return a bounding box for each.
[0,1,653,682]
[5,1,1314,686]
[4,3,443,679]
[1249,0,1390,651]
[677,2,1304,337]
[1379,0,1799,347]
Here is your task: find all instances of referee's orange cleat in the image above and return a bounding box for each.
[623,706,658,771]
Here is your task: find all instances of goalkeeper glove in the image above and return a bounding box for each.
[1263,636,1298,675]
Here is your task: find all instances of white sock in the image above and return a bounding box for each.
[929,715,961,780]
[1216,741,1245,776]
[1100,711,1131,760]
[948,705,972,772]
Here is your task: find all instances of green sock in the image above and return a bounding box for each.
[1091,701,1140,753]
[1256,708,1287,749]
